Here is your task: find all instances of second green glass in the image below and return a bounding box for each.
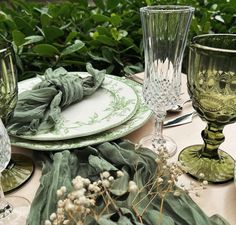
[179,34,236,183]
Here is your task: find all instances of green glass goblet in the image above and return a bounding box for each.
[0,44,34,193]
[179,34,236,183]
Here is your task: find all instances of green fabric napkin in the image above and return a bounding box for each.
[7,63,105,135]
[27,141,230,225]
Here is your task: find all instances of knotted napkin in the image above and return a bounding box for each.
[7,63,105,135]
[27,140,230,225]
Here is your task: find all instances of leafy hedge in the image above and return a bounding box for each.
[0,0,235,80]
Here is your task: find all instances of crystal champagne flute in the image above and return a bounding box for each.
[139,5,194,157]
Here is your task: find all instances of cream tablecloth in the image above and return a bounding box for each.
[9,75,236,225]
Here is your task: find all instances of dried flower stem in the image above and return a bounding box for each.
[132,206,144,224]
[158,197,165,225]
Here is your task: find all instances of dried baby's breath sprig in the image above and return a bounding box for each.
[45,170,138,225]
[45,146,208,225]
[131,146,208,225]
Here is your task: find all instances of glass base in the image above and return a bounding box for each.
[179,145,234,183]
[138,134,177,157]
[2,153,34,193]
[0,196,30,224]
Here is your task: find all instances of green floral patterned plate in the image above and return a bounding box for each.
[16,74,139,141]
[10,78,152,151]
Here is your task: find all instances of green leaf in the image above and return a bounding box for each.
[95,35,116,46]
[61,40,85,56]
[117,216,134,225]
[110,13,122,26]
[43,26,64,41]
[65,31,78,43]
[97,26,111,36]
[229,26,236,33]
[33,44,59,56]
[23,35,44,45]
[102,47,114,63]
[94,0,105,10]
[88,52,111,63]
[91,14,110,23]
[34,7,49,14]
[107,0,120,10]
[110,170,129,196]
[40,13,52,27]
[14,17,34,35]
[0,10,12,21]
[124,64,143,75]
[142,209,175,225]
[97,217,117,225]
[12,30,25,46]
[88,155,117,172]
[111,28,127,41]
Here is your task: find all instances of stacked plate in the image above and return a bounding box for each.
[10,73,152,151]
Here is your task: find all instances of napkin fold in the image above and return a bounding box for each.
[7,63,105,135]
[27,141,230,225]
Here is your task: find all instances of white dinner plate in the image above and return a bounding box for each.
[10,78,153,151]
[14,73,139,141]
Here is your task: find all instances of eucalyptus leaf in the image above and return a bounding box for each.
[88,155,117,172]
[117,216,134,225]
[97,217,117,225]
[109,170,129,196]
[142,209,175,225]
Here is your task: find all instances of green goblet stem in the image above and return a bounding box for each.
[200,123,225,160]
[179,122,234,182]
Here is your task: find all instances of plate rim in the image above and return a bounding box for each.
[10,78,153,150]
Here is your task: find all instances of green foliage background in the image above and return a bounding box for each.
[0,0,235,80]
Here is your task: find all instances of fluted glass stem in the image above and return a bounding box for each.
[152,110,166,148]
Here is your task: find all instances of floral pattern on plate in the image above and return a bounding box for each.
[10,78,153,151]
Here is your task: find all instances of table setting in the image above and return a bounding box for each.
[0,3,236,225]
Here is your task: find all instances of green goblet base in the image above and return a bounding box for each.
[178,145,234,183]
[2,153,34,193]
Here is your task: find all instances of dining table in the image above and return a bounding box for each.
[8,73,236,225]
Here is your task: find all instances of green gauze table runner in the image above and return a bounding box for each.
[27,140,230,225]
[7,63,105,135]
